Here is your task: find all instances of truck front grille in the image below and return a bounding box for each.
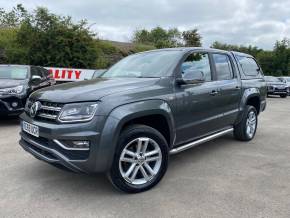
[25,99,64,122]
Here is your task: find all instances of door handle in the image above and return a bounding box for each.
[235,86,241,90]
[210,90,219,96]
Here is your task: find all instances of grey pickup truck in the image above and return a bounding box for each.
[19,48,267,193]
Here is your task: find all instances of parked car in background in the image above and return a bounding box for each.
[278,77,290,95]
[264,76,288,98]
[20,48,266,193]
[0,65,55,116]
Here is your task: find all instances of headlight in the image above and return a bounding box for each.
[0,85,24,95]
[58,102,98,123]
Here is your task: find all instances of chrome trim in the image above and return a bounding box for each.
[20,133,86,167]
[170,128,233,155]
[57,103,98,123]
[41,105,62,111]
[53,139,90,151]
[38,113,57,120]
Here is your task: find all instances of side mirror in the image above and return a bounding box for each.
[177,70,205,85]
[31,75,42,84]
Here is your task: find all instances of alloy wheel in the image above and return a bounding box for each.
[246,111,257,138]
[118,137,162,185]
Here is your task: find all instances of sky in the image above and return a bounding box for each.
[1,0,289,50]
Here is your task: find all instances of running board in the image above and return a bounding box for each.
[169,128,233,155]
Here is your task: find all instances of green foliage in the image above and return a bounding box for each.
[211,41,262,57]
[182,29,202,47]
[133,44,156,53]
[212,40,290,76]
[133,26,201,48]
[256,51,275,75]
[133,27,178,48]
[94,40,119,68]
[0,5,98,68]
[272,39,290,76]
[0,4,29,28]
[16,7,98,68]
[0,28,28,64]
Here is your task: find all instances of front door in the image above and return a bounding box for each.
[174,52,225,146]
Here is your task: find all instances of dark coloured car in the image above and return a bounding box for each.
[0,65,55,116]
[19,48,267,193]
[265,76,288,98]
[278,77,290,95]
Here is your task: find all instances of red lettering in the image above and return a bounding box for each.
[67,70,73,79]
[55,70,60,79]
[48,69,53,78]
[61,70,66,79]
[75,70,81,80]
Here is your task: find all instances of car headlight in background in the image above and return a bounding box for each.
[58,102,98,123]
[0,85,24,95]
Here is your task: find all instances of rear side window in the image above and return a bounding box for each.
[237,56,260,77]
[212,54,233,80]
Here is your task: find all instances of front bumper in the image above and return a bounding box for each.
[0,95,26,115]
[267,87,288,95]
[19,113,110,173]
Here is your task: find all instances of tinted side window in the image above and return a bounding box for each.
[181,53,212,81]
[40,67,49,78]
[237,56,260,76]
[30,67,42,77]
[213,54,233,80]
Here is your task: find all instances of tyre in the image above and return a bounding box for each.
[108,125,169,193]
[280,94,287,98]
[234,105,258,141]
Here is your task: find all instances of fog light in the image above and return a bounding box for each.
[72,141,90,149]
[53,140,90,150]
[11,102,18,108]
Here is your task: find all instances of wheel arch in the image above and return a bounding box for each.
[96,100,175,171]
[236,88,261,124]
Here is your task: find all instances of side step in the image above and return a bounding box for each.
[169,128,233,155]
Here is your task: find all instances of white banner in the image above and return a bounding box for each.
[45,67,96,81]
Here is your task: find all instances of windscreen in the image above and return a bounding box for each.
[101,50,182,78]
[0,66,28,80]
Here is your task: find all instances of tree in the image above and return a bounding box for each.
[0,28,27,64]
[0,48,6,63]
[211,41,262,57]
[256,51,275,75]
[133,27,183,48]
[16,7,98,68]
[182,29,202,47]
[0,4,28,28]
[272,39,289,76]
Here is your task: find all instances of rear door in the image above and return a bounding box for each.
[211,53,241,127]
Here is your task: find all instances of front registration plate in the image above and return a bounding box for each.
[22,121,39,138]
